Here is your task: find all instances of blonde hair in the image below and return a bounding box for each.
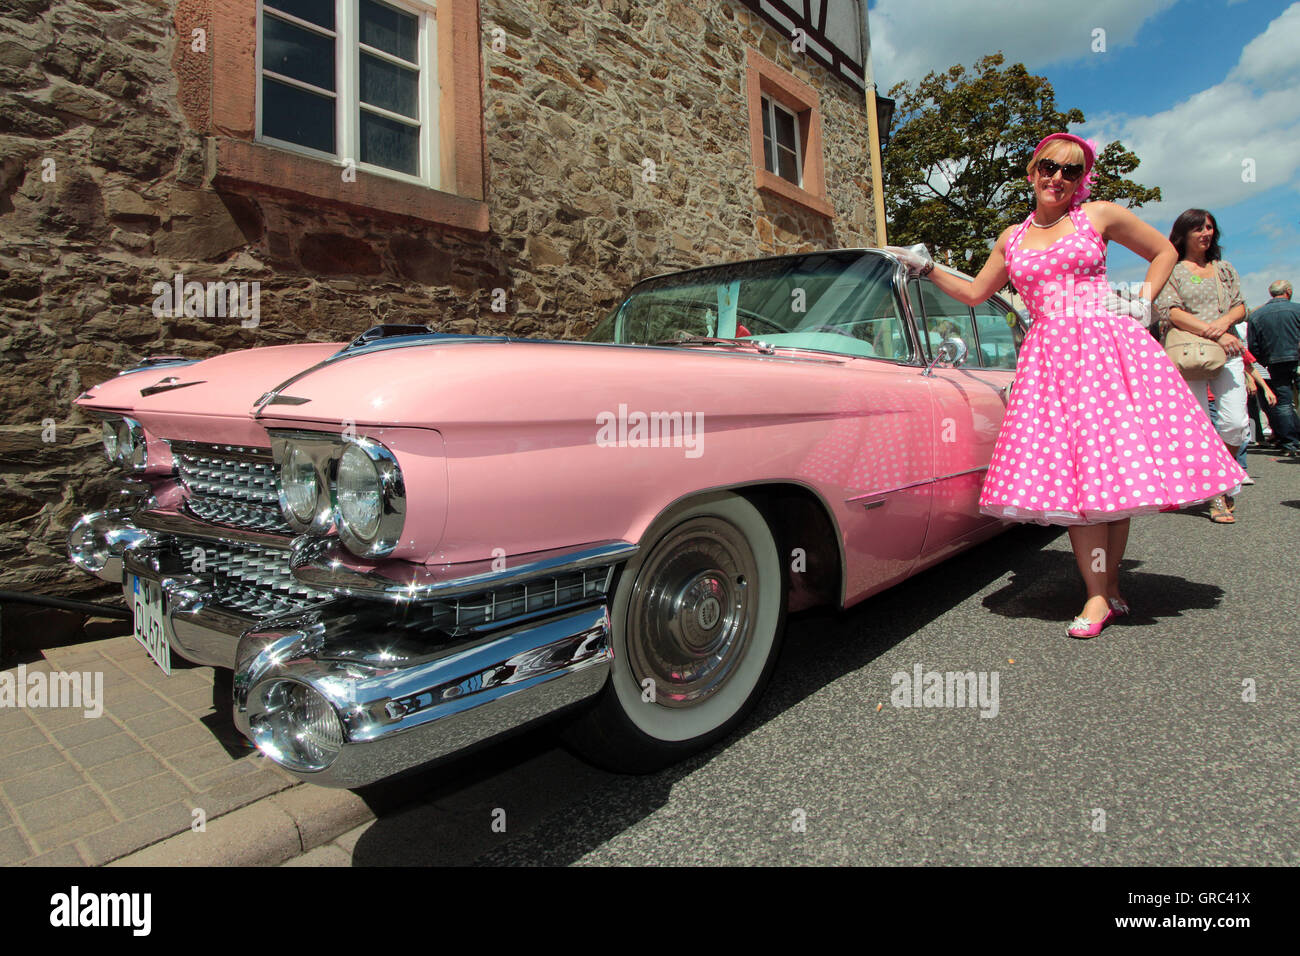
[1027,139,1086,178]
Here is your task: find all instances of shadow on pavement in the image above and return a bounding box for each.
[344,523,1091,865]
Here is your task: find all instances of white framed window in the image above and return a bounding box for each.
[257,0,440,189]
[760,94,802,188]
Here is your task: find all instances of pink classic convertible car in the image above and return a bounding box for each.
[68,249,1025,786]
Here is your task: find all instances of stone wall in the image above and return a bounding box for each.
[0,0,877,598]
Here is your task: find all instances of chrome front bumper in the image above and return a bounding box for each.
[68,508,153,586]
[120,546,255,668]
[233,602,610,787]
[69,507,621,786]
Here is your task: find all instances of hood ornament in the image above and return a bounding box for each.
[140,376,206,397]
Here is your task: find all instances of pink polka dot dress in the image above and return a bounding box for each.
[978,206,1247,525]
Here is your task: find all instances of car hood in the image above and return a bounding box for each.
[253,338,851,429]
[75,342,344,445]
[76,337,853,442]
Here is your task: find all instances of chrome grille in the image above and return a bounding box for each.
[171,442,292,534]
[429,566,615,636]
[181,538,333,618]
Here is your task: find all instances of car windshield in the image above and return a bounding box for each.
[585,251,911,360]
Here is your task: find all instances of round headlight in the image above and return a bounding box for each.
[115,421,134,465]
[249,680,343,772]
[281,446,319,525]
[102,421,119,462]
[68,515,110,573]
[125,420,147,469]
[337,443,381,541]
[335,438,404,557]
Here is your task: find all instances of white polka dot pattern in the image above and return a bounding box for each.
[977,207,1249,526]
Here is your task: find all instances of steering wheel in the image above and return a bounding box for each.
[733,310,787,336]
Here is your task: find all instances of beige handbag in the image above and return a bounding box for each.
[1164,266,1228,379]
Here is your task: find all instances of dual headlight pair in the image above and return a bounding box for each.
[270,431,405,558]
[101,418,147,470]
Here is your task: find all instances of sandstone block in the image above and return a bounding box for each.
[297,233,383,275]
[153,188,248,261]
[104,187,159,223]
[525,235,566,268]
[391,236,454,285]
[41,79,115,121]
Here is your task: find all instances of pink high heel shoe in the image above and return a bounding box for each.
[1067,608,1115,639]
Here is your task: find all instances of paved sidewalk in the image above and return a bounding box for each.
[0,614,372,865]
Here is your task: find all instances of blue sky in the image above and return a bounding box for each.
[867,0,1300,306]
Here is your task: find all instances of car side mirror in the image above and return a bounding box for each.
[923,336,968,376]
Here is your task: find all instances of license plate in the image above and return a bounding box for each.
[131,575,171,675]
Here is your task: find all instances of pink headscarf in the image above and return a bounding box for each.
[1030,132,1099,207]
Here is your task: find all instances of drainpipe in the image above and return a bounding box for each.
[859,0,887,247]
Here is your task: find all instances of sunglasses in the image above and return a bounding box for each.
[1036,159,1086,181]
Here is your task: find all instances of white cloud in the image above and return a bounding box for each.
[1083,84,1300,218]
[1236,265,1298,313]
[1229,2,1300,86]
[868,0,1300,306]
[1253,210,1300,243]
[1080,4,1300,220]
[869,0,1177,89]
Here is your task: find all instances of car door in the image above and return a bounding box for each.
[907,279,1019,560]
[744,252,937,602]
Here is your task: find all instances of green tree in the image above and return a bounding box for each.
[882,53,1160,269]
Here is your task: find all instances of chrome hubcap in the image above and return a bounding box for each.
[627,517,758,708]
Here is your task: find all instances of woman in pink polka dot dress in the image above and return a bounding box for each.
[900,133,1246,638]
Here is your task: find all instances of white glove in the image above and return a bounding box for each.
[885,243,935,277]
[1104,290,1152,327]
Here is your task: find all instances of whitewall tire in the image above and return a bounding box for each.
[564,492,786,772]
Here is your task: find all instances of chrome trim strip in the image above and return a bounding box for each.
[935,466,989,481]
[266,429,342,445]
[117,357,199,377]
[845,476,932,501]
[135,509,296,549]
[844,466,988,503]
[233,603,611,787]
[289,537,638,601]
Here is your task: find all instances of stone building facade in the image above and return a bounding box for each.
[0,0,878,598]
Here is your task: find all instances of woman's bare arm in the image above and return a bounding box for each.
[1087,201,1178,302]
[924,226,1014,306]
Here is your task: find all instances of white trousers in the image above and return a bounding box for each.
[1185,356,1249,448]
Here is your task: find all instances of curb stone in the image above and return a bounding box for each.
[108,784,374,866]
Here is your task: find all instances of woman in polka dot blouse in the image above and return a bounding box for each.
[903,133,1247,638]
[1152,209,1250,524]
